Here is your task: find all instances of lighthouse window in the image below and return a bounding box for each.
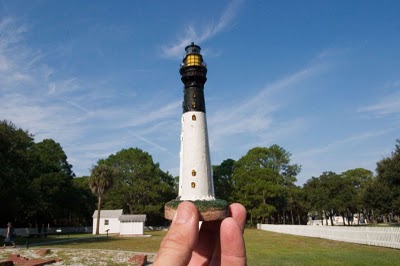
[192,170,196,176]
[191,102,196,108]
[186,54,201,66]
[191,182,196,188]
[192,115,196,121]
[193,92,197,98]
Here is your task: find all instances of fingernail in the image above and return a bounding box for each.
[174,204,193,224]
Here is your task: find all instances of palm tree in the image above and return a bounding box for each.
[88,164,115,235]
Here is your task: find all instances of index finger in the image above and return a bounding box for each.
[154,202,199,266]
[229,203,246,233]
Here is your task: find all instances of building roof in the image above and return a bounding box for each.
[92,209,123,218]
[119,214,147,222]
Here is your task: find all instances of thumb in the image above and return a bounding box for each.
[154,202,199,266]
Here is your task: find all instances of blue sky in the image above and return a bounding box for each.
[1,0,399,185]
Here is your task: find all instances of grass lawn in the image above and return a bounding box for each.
[245,229,400,265]
[4,229,400,265]
[20,231,166,253]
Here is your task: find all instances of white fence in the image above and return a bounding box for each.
[258,224,400,249]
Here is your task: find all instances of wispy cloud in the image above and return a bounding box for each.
[0,18,35,89]
[358,89,400,117]
[292,129,397,183]
[296,129,392,158]
[315,47,351,60]
[208,63,323,150]
[130,131,173,155]
[47,78,81,96]
[0,17,181,176]
[0,17,89,144]
[0,17,28,48]
[121,100,181,128]
[161,0,244,58]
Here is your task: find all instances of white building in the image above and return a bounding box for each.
[92,210,146,235]
[119,215,146,236]
[93,209,123,234]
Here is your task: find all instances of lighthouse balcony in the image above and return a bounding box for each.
[180,62,207,68]
[180,67,207,79]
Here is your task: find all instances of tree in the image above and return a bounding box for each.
[213,159,235,202]
[363,178,392,223]
[1,120,95,227]
[27,139,76,227]
[29,172,75,226]
[30,139,74,178]
[371,139,400,221]
[304,171,360,226]
[303,175,330,225]
[284,184,307,225]
[342,168,373,224]
[0,120,34,225]
[231,145,300,225]
[335,174,358,225]
[102,148,176,225]
[71,177,97,226]
[89,163,116,234]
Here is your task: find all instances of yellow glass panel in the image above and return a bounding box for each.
[186,54,201,66]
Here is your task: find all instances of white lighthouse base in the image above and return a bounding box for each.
[179,111,214,201]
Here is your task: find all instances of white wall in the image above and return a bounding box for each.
[258,224,400,249]
[92,217,120,234]
[120,221,144,235]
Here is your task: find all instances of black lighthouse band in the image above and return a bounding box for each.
[180,42,207,113]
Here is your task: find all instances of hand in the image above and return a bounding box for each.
[154,202,246,266]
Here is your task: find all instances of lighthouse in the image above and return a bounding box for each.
[178,43,213,201]
[165,43,228,221]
